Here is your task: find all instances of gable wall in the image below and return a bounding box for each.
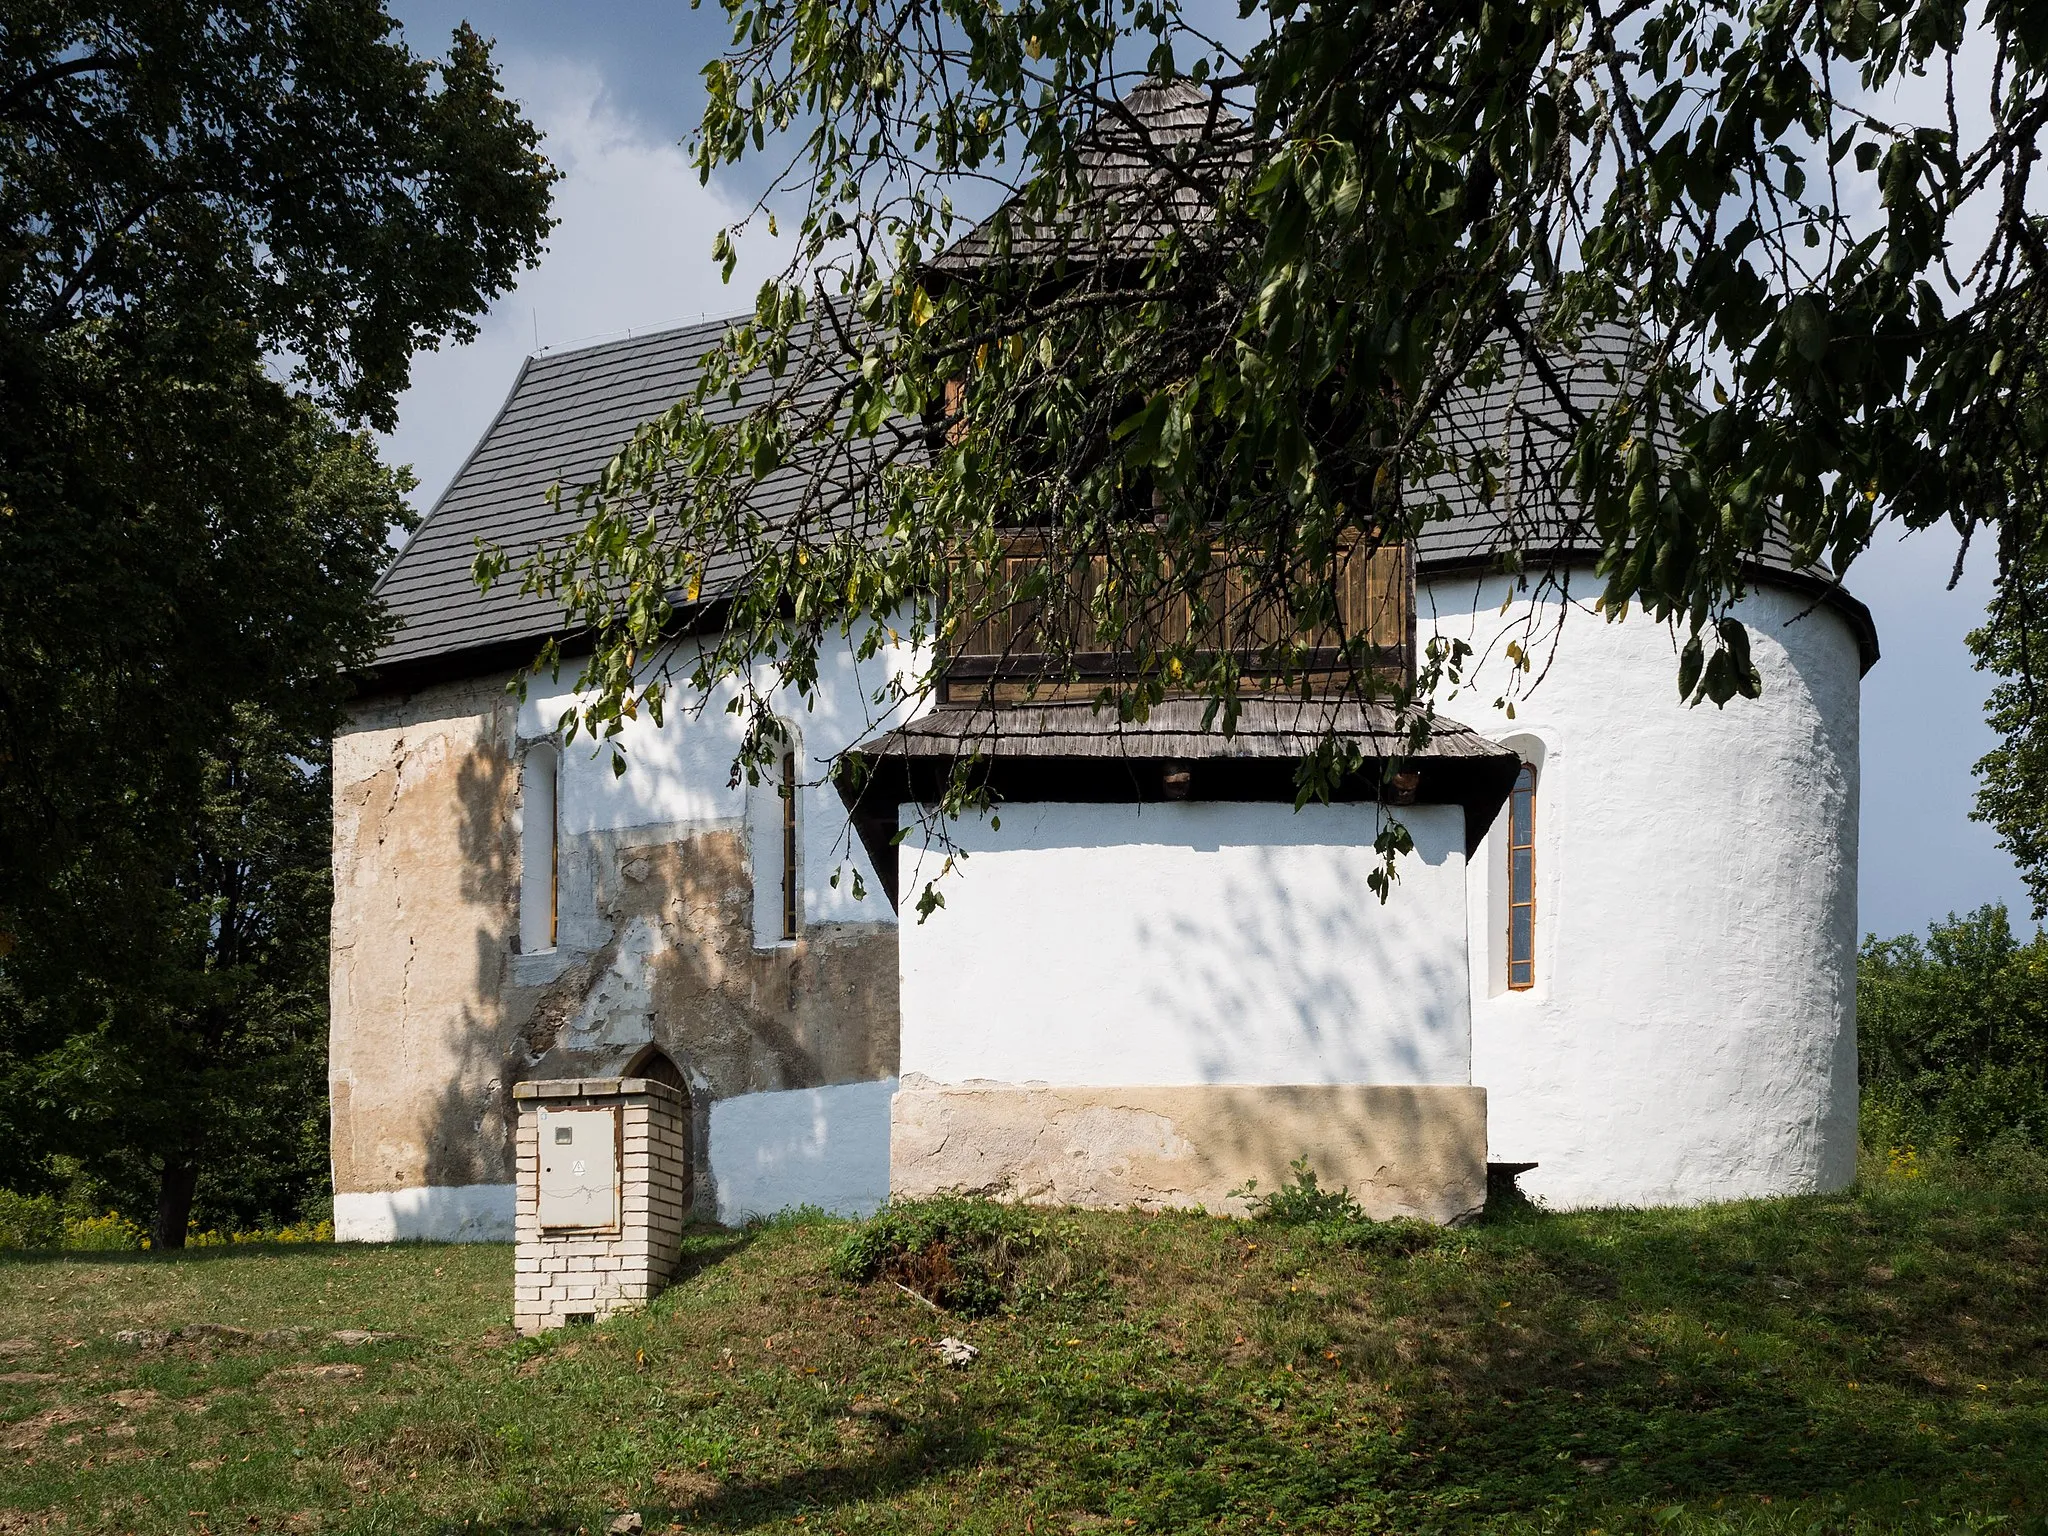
[329,633,910,1240]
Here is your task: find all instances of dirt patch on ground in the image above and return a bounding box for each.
[654,1466,724,1507]
[273,1363,365,1382]
[0,1405,90,1451]
[103,1389,158,1413]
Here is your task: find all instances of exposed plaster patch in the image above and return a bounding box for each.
[891,1081,1487,1223]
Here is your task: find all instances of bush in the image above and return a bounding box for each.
[832,1196,1054,1316]
[184,1217,332,1247]
[1236,1157,1445,1255]
[0,1193,146,1251]
[1860,906,2048,1153]
[0,1189,64,1250]
[0,1185,326,1252]
[65,1211,145,1251]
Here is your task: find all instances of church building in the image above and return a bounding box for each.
[329,82,1875,1241]
[329,309,1874,1241]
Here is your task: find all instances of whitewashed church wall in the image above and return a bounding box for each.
[334,1184,516,1243]
[896,800,1472,1087]
[1422,571,1862,1210]
[707,1078,898,1223]
[516,622,919,927]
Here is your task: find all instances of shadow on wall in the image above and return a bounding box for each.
[1136,819,1469,1091]
[410,777,900,1217]
[415,739,521,1191]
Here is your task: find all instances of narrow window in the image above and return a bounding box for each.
[1506,761,1536,990]
[780,749,800,941]
[519,744,559,953]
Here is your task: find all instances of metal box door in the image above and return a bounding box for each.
[537,1106,620,1231]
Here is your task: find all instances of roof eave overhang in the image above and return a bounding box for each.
[353,595,733,701]
[835,736,1522,914]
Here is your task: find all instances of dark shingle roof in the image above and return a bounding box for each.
[371,315,1876,688]
[1407,320,1877,670]
[374,320,726,675]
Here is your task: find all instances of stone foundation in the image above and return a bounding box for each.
[890,1081,1488,1224]
[513,1076,691,1333]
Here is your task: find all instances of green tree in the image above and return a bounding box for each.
[1859,905,2048,1153]
[497,0,2048,903]
[0,2,556,1242]
[1972,503,2048,917]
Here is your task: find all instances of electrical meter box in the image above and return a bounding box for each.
[536,1106,620,1231]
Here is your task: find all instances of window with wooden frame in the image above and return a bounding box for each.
[780,749,800,941]
[1506,762,1536,990]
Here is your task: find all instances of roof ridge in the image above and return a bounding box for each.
[526,310,747,367]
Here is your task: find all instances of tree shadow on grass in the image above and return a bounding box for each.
[443,1404,997,1535]
[353,1183,2048,1534]
[667,1224,756,1289]
[1317,1185,2048,1528]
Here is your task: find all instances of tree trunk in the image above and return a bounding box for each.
[152,1160,199,1250]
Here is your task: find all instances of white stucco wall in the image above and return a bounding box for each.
[707,1078,897,1222]
[517,623,924,930]
[334,1184,516,1243]
[1424,570,1862,1209]
[898,800,1472,1086]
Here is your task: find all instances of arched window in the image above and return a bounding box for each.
[519,743,559,954]
[1506,761,1536,990]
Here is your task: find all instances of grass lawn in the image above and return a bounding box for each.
[1,1161,2045,1534]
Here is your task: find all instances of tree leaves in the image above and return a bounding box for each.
[512,0,2048,898]
[0,2,553,1221]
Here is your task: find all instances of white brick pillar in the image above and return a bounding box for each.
[512,1075,691,1335]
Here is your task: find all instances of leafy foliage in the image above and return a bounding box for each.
[0,1187,145,1251]
[1858,905,2048,1154]
[0,1188,64,1250]
[496,0,2048,909]
[1236,1155,1446,1254]
[0,1,556,430]
[1973,541,2048,918]
[831,1195,1055,1314]
[0,3,555,1239]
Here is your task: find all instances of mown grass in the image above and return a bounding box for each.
[0,1157,2044,1534]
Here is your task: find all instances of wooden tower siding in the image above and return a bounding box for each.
[940,536,1414,706]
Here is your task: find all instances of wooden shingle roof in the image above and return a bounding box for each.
[835,697,1526,908]
[929,78,1252,276]
[851,697,1513,764]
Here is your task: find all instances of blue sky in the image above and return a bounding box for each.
[378,3,2031,942]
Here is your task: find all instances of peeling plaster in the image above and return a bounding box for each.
[330,671,899,1231]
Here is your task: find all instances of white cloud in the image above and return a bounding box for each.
[377,56,785,513]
